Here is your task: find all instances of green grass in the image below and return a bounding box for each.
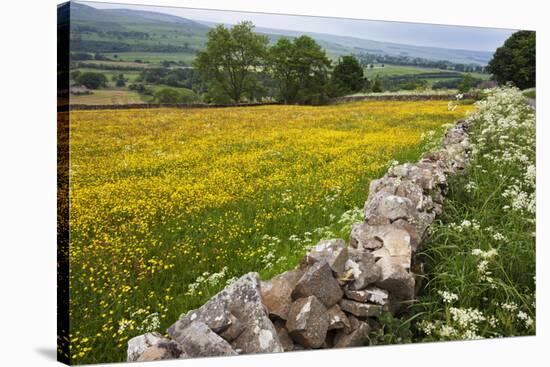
[407,87,536,341]
[523,88,536,99]
[363,65,448,78]
[363,64,490,91]
[71,89,144,105]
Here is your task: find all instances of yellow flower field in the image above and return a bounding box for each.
[68,101,469,363]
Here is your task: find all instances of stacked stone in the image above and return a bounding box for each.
[127,119,470,361]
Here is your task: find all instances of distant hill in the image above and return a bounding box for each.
[71,2,209,28]
[70,2,492,65]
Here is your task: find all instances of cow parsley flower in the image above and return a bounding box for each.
[438,290,459,303]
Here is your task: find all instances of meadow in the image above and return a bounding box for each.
[362,64,489,83]
[362,64,479,78]
[68,100,469,363]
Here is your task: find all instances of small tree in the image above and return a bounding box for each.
[458,74,474,93]
[114,73,126,87]
[76,72,107,89]
[371,76,383,93]
[487,31,535,89]
[331,55,366,95]
[193,21,268,103]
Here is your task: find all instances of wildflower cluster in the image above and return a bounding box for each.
[185,266,229,296]
[414,87,536,343]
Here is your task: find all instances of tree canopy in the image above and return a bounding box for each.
[331,55,365,94]
[75,72,107,89]
[193,21,268,103]
[269,36,331,104]
[487,31,535,89]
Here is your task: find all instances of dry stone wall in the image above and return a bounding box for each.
[64,102,280,111]
[329,93,474,104]
[127,118,471,361]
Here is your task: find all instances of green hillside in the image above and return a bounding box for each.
[71,2,492,66]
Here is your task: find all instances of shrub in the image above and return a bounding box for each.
[371,77,383,93]
[75,72,107,89]
[331,55,366,95]
[153,88,198,104]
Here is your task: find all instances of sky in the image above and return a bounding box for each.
[83,1,516,52]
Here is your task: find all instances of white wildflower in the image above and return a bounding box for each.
[438,290,459,304]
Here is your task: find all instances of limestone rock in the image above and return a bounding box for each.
[127,332,168,362]
[444,128,466,145]
[375,257,415,301]
[344,286,389,306]
[347,314,362,333]
[168,305,234,340]
[136,341,186,362]
[272,320,295,352]
[292,261,343,308]
[261,269,304,320]
[339,299,382,317]
[392,219,421,253]
[351,223,412,262]
[375,226,411,258]
[350,222,382,250]
[395,179,431,211]
[378,195,416,221]
[363,190,392,225]
[371,252,411,270]
[177,321,238,357]
[411,211,436,240]
[389,163,442,191]
[369,176,429,212]
[345,248,381,290]
[333,321,370,348]
[286,296,329,348]
[327,304,351,331]
[218,313,245,342]
[304,239,348,273]
[168,272,283,354]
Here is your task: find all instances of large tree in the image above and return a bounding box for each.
[487,31,536,89]
[269,36,331,104]
[331,55,365,95]
[193,21,268,103]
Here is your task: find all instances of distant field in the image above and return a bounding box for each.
[364,64,446,77]
[104,52,196,64]
[74,68,142,86]
[363,64,490,84]
[70,90,144,105]
[77,59,149,68]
